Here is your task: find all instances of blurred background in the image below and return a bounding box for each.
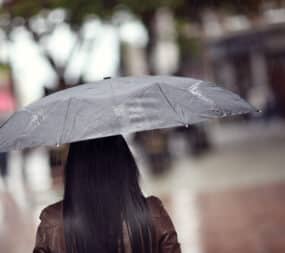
[0,0,285,252]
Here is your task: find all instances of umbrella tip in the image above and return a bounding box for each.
[104,76,111,80]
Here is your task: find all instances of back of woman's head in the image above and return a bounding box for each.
[63,135,153,253]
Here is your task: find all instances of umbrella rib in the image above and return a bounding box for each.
[0,112,16,129]
[59,98,72,145]
[0,109,33,148]
[156,83,186,126]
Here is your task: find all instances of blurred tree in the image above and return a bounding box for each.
[0,0,281,88]
[1,1,109,89]
[0,0,184,87]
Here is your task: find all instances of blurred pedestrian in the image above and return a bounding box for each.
[134,131,172,175]
[176,125,211,157]
[0,152,8,187]
[33,135,181,253]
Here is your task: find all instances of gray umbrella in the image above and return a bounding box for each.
[0,75,257,152]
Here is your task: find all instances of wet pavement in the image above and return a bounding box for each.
[143,120,285,252]
[0,191,35,253]
[0,120,285,253]
[198,182,285,253]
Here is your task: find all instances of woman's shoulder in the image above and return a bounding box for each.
[146,196,178,237]
[146,196,168,218]
[39,200,63,227]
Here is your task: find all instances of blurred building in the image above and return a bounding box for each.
[203,8,285,117]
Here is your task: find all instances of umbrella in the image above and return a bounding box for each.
[0,75,257,152]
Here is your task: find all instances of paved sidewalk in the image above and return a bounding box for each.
[198,182,285,253]
[0,192,35,253]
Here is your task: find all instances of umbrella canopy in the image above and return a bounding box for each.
[0,75,257,152]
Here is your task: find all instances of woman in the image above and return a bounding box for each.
[33,135,181,253]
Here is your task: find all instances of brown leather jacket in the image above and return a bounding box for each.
[33,196,181,253]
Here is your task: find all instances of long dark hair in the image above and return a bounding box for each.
[63,135,154,253]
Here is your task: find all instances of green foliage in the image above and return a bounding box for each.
[118,0,184,15]
[1,0,184,25]
[1,0,277,29]
[49,0,114,25]
[176,23,202,59]
[0,64,10,71]
[1,1,46,18]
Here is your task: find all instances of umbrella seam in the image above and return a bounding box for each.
[0,109,36,149]
[1,110,34,148]
[59,98,72,145]
[0,110,20,129]
[109,80,121,132]
[156,83,186,126]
